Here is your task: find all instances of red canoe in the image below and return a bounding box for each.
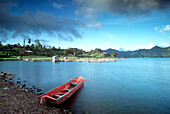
[40,76,84,105]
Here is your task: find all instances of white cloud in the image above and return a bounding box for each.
[164,25,170,31]
[119,47,126,51]
[135,42,168,50]
[99,31,117,39]
[128,42,169,50]
[137,42,155,49]
[155,24,170,33]
[160,42,167,47]
[154,27,160,31]
[86,21,102,28]
[105,41,110,45]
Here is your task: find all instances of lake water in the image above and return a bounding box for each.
[0,58,170,113]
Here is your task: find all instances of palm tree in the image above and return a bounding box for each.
[23,39,25,46]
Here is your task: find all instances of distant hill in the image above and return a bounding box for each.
[102,46,170,58]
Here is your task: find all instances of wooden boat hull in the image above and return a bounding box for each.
[40,76,84,105]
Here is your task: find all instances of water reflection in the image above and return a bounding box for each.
[52,62,56,77]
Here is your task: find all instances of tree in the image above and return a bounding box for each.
[34,39,40,46]
[34,39,42,49]
[52,46,56,50]
[94,48,102,53]
[28,38,31,45]
[0,42,2,49]
[25,45,30,50]
[64,49,68,56]
[73,51,77,56]
[17,43,21,47]
[111,52,117,58]
[31,44,35,48]
[104,53,111,58]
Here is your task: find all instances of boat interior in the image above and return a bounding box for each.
[49,82,78,99]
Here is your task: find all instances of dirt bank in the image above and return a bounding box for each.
[0,72,71,114]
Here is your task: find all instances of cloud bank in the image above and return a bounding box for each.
[0,0,82,42]
[75,0,170,22]
[164,25,170,31]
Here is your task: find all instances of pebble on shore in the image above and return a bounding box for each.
[0,72,71,113]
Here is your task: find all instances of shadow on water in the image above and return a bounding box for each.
[46,85,84,109]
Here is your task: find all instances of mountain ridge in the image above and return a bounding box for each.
[102,46,170,58]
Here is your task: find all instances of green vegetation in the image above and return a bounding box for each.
[22,55,51,60]
[0,40,117,60]
[1,39,169,59]
[0,58,19,61]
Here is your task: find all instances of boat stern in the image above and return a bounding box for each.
[40,95,57,104]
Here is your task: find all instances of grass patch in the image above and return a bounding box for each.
[0,58,19,61]
[0,55,52,61]
[22,55,51,60]
[67,56,79,59]
[58,56,79,59]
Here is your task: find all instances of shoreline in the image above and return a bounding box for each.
[57,58,123,63]
[2,57,124,62]
[0,56,125,62]
[0,72,71,113]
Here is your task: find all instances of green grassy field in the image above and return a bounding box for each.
[0,55,52,61]
[58,56,79,59]
[22,55,51,60]
[0,58,19,61]
[0,55,82,61]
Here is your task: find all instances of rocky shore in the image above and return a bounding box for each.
[0,72,71,114]
[28,58,124,62]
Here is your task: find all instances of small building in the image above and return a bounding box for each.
[52,55,59,62]
[25,51,33,55]
[19,50,32,55]
[64,57,68,59]
[18,56,22,60]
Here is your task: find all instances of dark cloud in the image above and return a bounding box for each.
[0,0,82,42]
[75,0,170,19]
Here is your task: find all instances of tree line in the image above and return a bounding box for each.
[0,39,117,58]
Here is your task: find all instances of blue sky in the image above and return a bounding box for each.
[0,0,170,51]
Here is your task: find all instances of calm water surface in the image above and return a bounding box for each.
[0,58,170,113]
